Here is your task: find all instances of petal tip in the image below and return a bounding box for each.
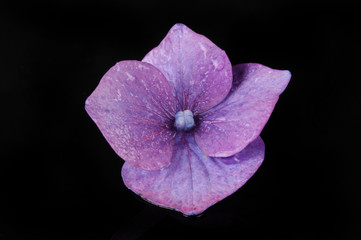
[84,95,93,109]
[173,22,186,28]
[171,22,191,31]
[279,69,292,93]
[285,69,292,78]
[285,70,292,82]
[84,98,90,110]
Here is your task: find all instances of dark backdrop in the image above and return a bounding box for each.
[1,0,360,239]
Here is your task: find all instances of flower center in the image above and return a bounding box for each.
[174,110,195,131]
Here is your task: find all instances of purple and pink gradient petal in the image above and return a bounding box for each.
[195,63,291,157]
[85,60,176,170]
[122,134,265,215]
[85,23,291,216]
[142,23,232,114]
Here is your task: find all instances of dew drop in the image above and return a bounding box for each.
[212,55,224,71]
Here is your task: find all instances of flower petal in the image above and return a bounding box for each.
[195,63,291,157]
[121,134,264,215]
[85,60,177,170]
[142,23,232,114]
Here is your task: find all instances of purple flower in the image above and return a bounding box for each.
[85,23,291,215]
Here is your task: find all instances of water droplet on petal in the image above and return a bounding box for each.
[212,55,224,71]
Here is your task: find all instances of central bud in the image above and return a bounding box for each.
[174,110,195,131]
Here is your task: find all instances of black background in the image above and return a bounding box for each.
[1,0,360,239]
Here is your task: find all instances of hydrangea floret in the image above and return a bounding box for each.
[85,23,291,215]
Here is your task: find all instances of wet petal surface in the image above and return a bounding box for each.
[85,60,176,170]
[195,63,291,157]
[142,23,232,114]
[122,134,265,215]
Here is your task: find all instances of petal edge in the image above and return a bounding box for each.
[195,63,291,157]
[85,60,176,170]
[142,23,233,114]
[121,134,265,215]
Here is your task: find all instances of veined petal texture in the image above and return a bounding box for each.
[122,134,265,215]
[85,61,176,170]
[142,23,232,114]
[195,63,291,157]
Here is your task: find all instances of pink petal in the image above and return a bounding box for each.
[195,63,291,157]
[85,60,177,170]
[142,23,232,114]
[121,134,265,216]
